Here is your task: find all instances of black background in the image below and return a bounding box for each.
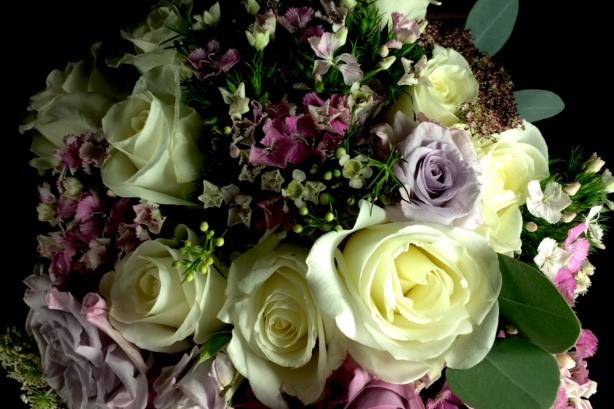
[2,1,611,407]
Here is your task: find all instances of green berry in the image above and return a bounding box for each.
[323,171,333,181]
[200,222,210,232]
[324,212,335,222]
[336,147,347,159]
[293,224,304,234]
[215,237,225,247]
[333,169,342,178]
[299,207,309,216]
[319,193,334,205]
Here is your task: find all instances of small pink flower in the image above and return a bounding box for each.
[391,13,422,45]
[304,93,351,135]
[257,196,286,230]
[555,268,577,305]
[576,330,598,360]
[38,183,56,204]
[278,7,315,33]
[133,201,166,234]
[249,117,313,168]
[75,192,103,222]
[189,41,240,80]
[564,224,590,274]
[80,239,110,270]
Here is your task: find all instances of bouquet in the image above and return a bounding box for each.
[3,0,611,408]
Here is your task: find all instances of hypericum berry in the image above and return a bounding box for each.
[200,221,210,232]
[299,207,309,216]
[324,212,335,222]
[293,224,304,234]
[215,237,225,247]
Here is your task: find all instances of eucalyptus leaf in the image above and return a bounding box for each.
[196,332,232,367]
[466,0,519,55]
[447,338,560,409]
[515,89,565,122]
[499,254,581,353]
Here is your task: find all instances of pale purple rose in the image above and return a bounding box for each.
[24,275,148,409]
[393,121,480,225]
[320,359,425,409]
[153,347,233,409]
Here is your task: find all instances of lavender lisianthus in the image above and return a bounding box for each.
[393,121,480,225]
[24,275,148,409]
[153,347,234,409]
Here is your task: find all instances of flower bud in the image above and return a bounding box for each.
[585,153,606,174]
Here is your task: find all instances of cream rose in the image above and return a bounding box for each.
[477,121,549,254]
[219,237,346,409]
[392,46,478,126]
[20,45,118,172]
[113,6,184,73]
[306,201,501,384]
[375,0,432,26]
[100,227,226,353]
[101,64,203,206]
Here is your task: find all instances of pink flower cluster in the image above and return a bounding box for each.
[36,133,165,289]
[554,224,592,305]
[554,330,599,409]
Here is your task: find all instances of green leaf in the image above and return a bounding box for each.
[466,0,519,55]
[196,332,232,367]
[498,254,581,353]
[448,338,560,409]
[515,90,565,122]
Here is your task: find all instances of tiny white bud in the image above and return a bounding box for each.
[563,182,581,196]
[525,222,538,232]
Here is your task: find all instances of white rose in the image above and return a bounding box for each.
[477,121,549,254]
[219,236,346,409]
[20,45,118,172]
[391,46,478,126]
[306,201,501,384]
[375,0,432,26]
[114,6,184,74]
[100,227,226,353]
[102,64,203,206]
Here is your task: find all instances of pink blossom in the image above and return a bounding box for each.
[80,238,110,270]
[249,117,313,168]
[555,268,577,305]
[56,197,77,220]
[564,224,590,274]
[257,196,286,230]
[75,192,103,222]
[57,133,108,174]
[133,201,166,234]
[391,13,422,44]
[189,41,240,80]
[278,7,314,33]
[576,330,598,360]
[38,183,56,204]
[57,135,83,172]
[116,223,143,253]
[304,93,351,135]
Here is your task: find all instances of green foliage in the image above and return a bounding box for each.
[448,338,560,409]
[0,328,65,409]
[466,0,519,55]
[515,90,565,122]
[499,254,581,353]
[196,331,232,367]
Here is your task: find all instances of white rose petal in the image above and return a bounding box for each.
[477,121,550,254]
[390,46,478,126]
[306,201,501,384]
[102,65,203,206]
[219,237,346,409]
[101,227,226,353]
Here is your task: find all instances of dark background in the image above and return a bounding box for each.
[2,0,611,407]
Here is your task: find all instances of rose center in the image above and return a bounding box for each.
[136,268,160,311]
[131,109,150,133]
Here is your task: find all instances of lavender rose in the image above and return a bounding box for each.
[154,347,234,409]
[393,121,480,225]
[24,275,148,409]
[320,359,425,409]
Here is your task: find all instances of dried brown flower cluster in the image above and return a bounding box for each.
[425,22,522,138]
